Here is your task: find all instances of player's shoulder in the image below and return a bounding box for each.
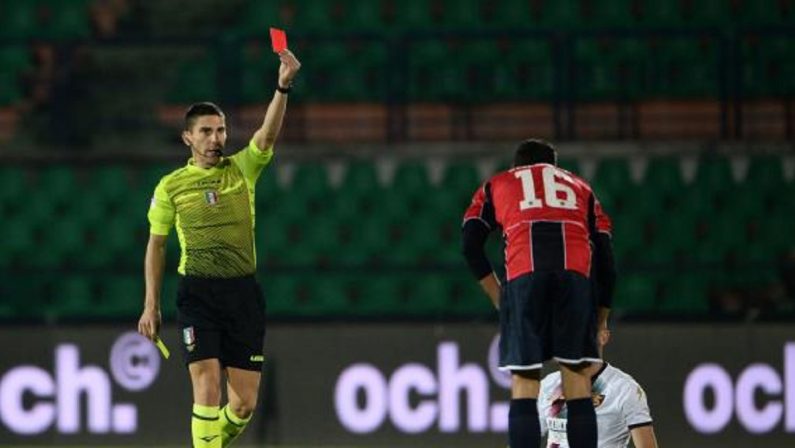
[604,364,645,392]
[158,166,192,191]
[558,166,592,190]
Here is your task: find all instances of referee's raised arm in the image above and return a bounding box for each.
[251,49,301,151]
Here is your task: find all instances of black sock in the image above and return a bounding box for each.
[566,397,597,448]
[509,398,540,448]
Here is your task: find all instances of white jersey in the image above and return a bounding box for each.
[538,363,653,448]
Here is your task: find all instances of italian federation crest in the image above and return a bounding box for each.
[204,190,219,205]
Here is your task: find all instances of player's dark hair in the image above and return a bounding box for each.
[513,139,557,167]
[184,102,224,131]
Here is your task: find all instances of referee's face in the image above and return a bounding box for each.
[183,114,227,168]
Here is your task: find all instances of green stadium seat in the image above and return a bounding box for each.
[741,37,795,97]
[392,160,430,194]
[459,40,502,101]
[0,166,28,208]
[499,39,554,100]
[745,155,784,191]
[739,1,791,26]
[0,46,32,73]
[694,155,734,198]
[573,37,647,100]
[347,42,389,101]
[0,71,23,106]
[681,0,735,27]
[35,218,86,269]
[270,274,348,316]
[168,57,217,103]
[262,274,300,316]
[240,44,279,104]
[589,0,640,28]
[441,161,480,194]
[89,165,133,205]
[394,0,437,29]
[49,0,91,39]
[409,40,465,101]
[593,157,633,198]
[611,211,645,261]
[558,157,581,174]
[0,2,37,38]
[492,0,539,27]
[650,211,697,254]
[398,274,451,316]
[305,275,350,315]
[540,0,583,28]
[639,0,682,27]
[4,273,53,319]
[441,0,484,29]
[97,275,143,318]
[644,156,684,199]
[291,162,330,194]
[614,272,658,312]
[692,217,741,264]
[137,164,173,192]
[648,37,719,98]
[356,276,403,316]
[658,273,709,313]
[447,272,493,316]
[342,0,387,31]
[53,275,95,319]
[302,42,357,101]
[292,0,339,32]
[2,217,34,265]
[240,0,290,34]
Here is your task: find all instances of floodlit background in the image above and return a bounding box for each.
[0,0,793,447]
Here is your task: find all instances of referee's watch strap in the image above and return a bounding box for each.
[276,84,291,94]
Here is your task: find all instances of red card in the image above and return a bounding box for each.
[270,27,287,53]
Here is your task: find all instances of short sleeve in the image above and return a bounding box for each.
[623,382,653,428]
[230,139,274,187]
[147,179,175,236]
[594,196,613,236]
[462,182,497,229]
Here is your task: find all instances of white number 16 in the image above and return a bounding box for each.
[514,166,578,211]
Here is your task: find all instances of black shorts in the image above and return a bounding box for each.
[499,270,599,371]
[176,275,266,371]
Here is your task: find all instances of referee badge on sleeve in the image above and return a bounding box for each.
[204,190,219,205]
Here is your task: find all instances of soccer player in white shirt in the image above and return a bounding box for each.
[538,328,659,448]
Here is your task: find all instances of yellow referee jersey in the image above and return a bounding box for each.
[147,140,273,278]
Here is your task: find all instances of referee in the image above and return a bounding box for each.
[138,50,301,448]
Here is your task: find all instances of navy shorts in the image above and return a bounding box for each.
[176,275,266,371]
[499,270,599,371]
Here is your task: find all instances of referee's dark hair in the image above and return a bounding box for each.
[513,139,557,167]
[184,102,225,131]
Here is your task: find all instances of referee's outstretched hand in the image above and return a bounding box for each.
[138,307,162,341]
[277,49,301,88]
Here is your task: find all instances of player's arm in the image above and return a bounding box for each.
[591,194,616,329]
[139,234,166,341]
[139,180,175,341]
[462,183,500,309]
[251,49,301,152]
[629,424,658,448]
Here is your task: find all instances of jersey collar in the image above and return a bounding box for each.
[186,157,229,174]
[591,362,609,384]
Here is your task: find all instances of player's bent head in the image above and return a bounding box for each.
[514,139,557,167]
[184,102,225,131]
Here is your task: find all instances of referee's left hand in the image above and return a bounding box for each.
[137,307,161,341]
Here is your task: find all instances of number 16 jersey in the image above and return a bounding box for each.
[463,163,612,281]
